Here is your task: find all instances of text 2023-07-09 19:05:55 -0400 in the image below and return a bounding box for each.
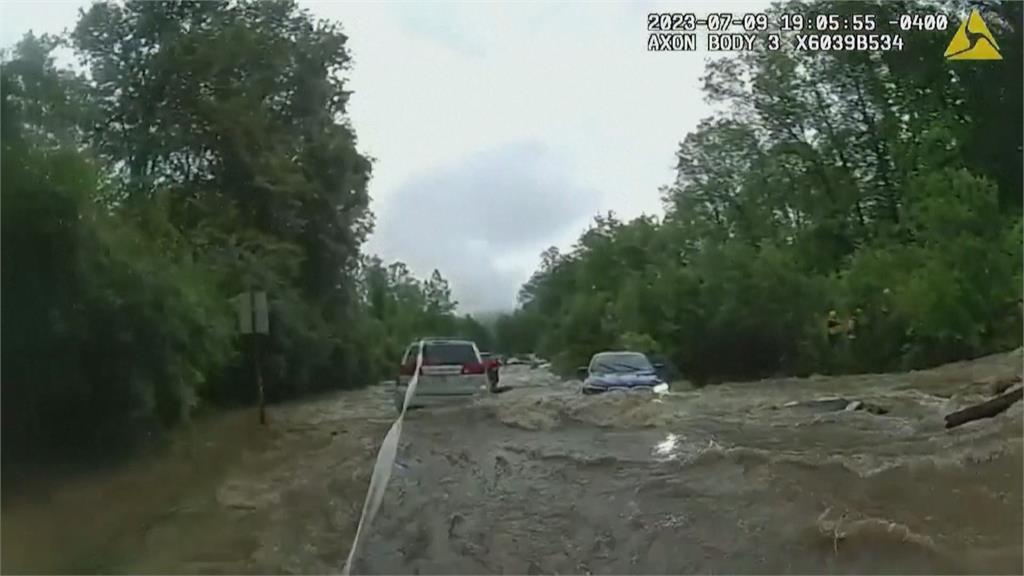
[644,10,962,52]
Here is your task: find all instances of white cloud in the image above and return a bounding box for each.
[372,141,598,312]
[3,0,772,311]
[1,1,83,50]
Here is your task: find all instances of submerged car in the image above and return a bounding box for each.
[578,351,666,394]
[395,338,489,412]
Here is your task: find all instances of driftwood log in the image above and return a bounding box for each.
[944,387,1023,429]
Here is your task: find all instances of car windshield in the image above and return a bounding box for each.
[423,343,477,365]
[590,353,654,374]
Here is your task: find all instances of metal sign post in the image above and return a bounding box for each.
[250,290,265,424]
[233,290,270,425]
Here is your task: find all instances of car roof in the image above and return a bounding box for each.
[592,350,647,357]
[411,338,475,346]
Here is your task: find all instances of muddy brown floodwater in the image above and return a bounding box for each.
[3,351,1022,574]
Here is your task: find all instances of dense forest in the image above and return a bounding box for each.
[496,0,1022,382]
[1,1,488,470]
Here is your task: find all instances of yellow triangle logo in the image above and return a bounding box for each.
[944,10,1002,60]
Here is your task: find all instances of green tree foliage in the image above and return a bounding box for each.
[355,256,490,380]
[70,0,374,399]
[1,5,491,472]
[2,35,235,463]
[504,0,1021,381]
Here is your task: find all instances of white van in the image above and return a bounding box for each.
[394,339,488,412]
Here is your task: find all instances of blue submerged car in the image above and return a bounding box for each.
[578,351,666,395]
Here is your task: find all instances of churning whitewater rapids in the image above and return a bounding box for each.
[355,353,1023,575]
[2,351,1020,574]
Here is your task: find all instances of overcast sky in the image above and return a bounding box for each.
[2,0,768,312]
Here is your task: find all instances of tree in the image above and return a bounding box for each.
[502,0,1021,381]
[1,3,440,474]
[2,36,235,465]
[71,0,374,397]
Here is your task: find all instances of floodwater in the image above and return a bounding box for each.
[3,351,1022,574]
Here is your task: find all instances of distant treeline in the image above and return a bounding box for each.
[1,1,488,471]
[495,0,1022,382]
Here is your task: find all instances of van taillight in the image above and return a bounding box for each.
[461,362,485,375]
[400,363,417,376]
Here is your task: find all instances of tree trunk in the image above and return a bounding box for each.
[944,387,1023,429]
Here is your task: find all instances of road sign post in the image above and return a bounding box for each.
[234,290,270,425]
[251,291,265,424]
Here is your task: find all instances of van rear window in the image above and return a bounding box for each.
[423,343,477,365]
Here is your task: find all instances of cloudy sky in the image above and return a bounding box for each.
[2,0,768,312]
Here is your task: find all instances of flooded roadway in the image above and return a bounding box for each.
[3,351,1021,574]
[359,354,1023,574]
